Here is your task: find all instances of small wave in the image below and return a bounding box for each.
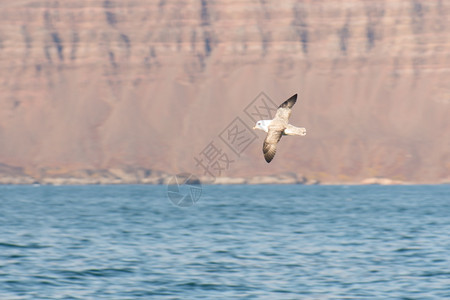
[420,271,450,277]
[5,254,26,258]
[394,247,422,252]
[57,268,134,278]
[176,281,253,292]
[0,242,49,249]
[177,281,223,290]
[123,290,175,297]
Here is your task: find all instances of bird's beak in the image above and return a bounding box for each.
[252,126,257,130]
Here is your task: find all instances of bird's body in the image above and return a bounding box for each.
[253,94,306,163]
[254,120,305,136]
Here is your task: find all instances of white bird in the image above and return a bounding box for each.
[253,94,306,163]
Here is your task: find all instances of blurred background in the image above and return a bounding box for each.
[0,0,449,184]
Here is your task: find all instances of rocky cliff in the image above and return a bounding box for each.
[0,0,449,184]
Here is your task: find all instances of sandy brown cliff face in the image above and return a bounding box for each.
[0,0,449,183]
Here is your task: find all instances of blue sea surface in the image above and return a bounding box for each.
[0,184,449,299]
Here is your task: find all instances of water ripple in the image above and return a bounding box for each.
[0,184,449,299]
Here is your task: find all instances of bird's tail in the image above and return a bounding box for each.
[284,125,306,136]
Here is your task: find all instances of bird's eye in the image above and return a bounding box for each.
[258,122,261,125]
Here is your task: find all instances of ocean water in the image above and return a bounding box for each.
[0,184,449,299]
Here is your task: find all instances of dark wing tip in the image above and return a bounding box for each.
[263,142,277,163]
[278,94,298,109]
[264,153,274,163]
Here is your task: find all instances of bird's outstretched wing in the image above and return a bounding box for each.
[261,94,298,163]
[274,94,297,122]
[263,127,283,163]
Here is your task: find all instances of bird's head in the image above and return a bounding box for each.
[253,120,270,133]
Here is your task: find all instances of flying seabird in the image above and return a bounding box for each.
[253,94,306,163]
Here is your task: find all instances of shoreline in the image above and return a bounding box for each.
[1,165,449,186]
[0,174,448,186]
